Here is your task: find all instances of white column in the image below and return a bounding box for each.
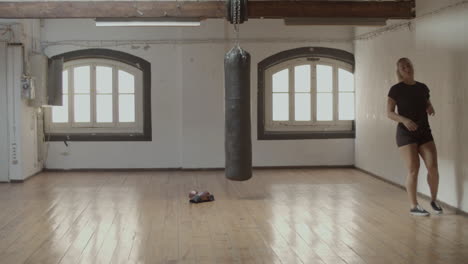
[6,45,23,181]
[0,42,9,182]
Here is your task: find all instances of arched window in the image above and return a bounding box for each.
[44,49,151,141]
[258,47,355,140]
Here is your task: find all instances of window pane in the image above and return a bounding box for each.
[119,70,135,94]
[339,69,354,92]
[317,93,333,121]
[96,95,113,123]
[119,94,135,122]
[272,69,288,92]
[295,93,311,121]
[52,95,68,123]
[74,66,90,94]
[339,93,355,120]
[96,66,113,94]
[272,93,289,121]
[74,95,90,122]
[294,65,310,92]
[317,65,333,92]
[62,70,68,94]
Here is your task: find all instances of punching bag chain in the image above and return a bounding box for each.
[232,0,240,46]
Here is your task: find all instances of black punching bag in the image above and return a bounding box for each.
[224,46,252,181]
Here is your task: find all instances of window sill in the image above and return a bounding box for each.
[45,133,151,141]
[258,130,355,140]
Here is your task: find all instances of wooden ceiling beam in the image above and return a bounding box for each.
[249,1,415,19]
[0,1,415,19]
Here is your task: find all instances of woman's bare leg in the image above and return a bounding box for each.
[399,143,420,208]
[418,141,439,201]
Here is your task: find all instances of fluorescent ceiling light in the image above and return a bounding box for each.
[95,18,201,27]
[96,21,201,27]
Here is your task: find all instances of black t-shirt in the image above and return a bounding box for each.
[388,81,430,130]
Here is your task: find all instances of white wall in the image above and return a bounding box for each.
[42,19,355,169]
[355,2,468,211]
[417,0,464,16]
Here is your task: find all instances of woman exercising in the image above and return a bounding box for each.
[387,58,443,216]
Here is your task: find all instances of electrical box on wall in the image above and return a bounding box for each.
[29,54,48,107]
[21,75,36,100]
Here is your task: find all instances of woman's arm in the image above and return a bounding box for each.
[427,99,435,116]
[387,97,418,131]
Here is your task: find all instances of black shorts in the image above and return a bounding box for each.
[396,125,433,147]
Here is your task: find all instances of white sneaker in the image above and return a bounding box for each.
[430,201,443,214]
[410,205,430,216]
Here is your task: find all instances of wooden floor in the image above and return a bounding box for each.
[0,169,467,264]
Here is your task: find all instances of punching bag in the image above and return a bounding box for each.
[224,46,252,181]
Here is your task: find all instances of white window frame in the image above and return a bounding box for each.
[265,57,354,132]
[44,58,144,135]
